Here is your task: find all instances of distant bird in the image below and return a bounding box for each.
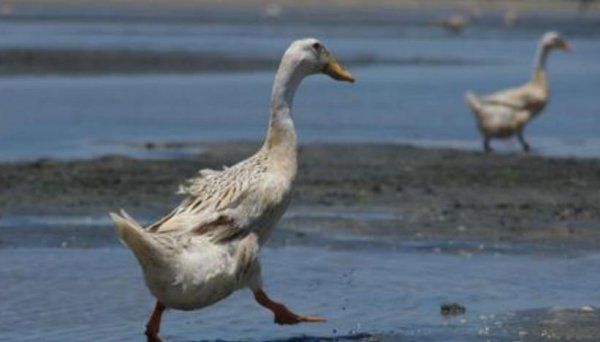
[465,32,571,152]
[111,38,354,342]
[434,13,471,34]
[263,2,283,18]
[503,9,519,27]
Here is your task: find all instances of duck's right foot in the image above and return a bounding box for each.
[254,288,326,326]
[272,304,326,325]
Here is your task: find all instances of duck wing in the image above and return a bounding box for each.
[146,152,269,243]
[483,84,534,110]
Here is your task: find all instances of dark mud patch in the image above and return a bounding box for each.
[0,49,491,75]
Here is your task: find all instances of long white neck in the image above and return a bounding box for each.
[532,42,551,85]
[263,55,305,153]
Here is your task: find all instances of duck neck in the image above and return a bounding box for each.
[531,43,550,87]
[263,57,304,157]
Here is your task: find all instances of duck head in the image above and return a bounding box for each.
[541,31,572,52]
[280,38,355,83]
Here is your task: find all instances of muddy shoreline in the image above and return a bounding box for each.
[0,49,487,75]
[1,142,599,249]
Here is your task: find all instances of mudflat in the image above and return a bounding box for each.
[1,142,598,248]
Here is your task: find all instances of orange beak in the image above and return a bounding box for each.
[558,40,573,52]
[322,56,355,83]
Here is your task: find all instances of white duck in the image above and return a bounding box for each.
[111,38,354,341]
[465,31,571,152]
[503,9,519,27]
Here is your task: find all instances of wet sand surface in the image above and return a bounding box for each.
[1,143,599,248]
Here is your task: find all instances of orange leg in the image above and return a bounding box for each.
[145,301,166,342]
[253,289,326,325]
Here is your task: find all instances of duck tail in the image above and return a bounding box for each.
[111,210,162,268]
[465,91,482,114]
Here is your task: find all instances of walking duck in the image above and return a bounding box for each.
[111,38,354,341]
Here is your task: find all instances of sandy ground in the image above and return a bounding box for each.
[2,142,599,249]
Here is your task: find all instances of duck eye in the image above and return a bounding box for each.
[312,42,321,51]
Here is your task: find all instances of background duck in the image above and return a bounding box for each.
[503,8,519,27]
[111,38,354,341]
[465,31,571,152]
[433,8,481,35]
[433,13,471,34]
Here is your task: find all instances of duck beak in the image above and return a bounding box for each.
[322,56,355,83]
[558,40,573,52]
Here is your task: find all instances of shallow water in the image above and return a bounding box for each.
[0,9,599,161]
[1,213,599,342]
[1,244,599,341]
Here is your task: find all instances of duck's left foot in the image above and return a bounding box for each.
[145,301,166,342]
[272,304,326,325]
